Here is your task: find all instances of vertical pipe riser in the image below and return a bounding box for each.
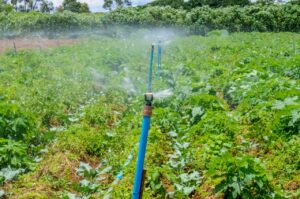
[157,43,161,76]
[132,44,155,199]
[147,45,155,93]
[132,111,151,199]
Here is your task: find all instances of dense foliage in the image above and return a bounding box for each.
[5,0,54,13]
[0,3,299,38]
[102,4,300,33]
[0,30,299,198]
[149,0,251,9]
[0,0,13,12]
[103,0,132,10]
[59,0,90,13]
[0,11,103,37]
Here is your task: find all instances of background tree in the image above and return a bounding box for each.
[79,2,89,13]
[61,0,90,13]
[10,0,17,11]
[149,0,185,9]
[184,0,204,9]
[255,0,275,5]
[40,0,53,13]
[0,0,14,12]
[148,0,251,9]
[7,0,53,12]
[28,0,41,11]
[20,0,30,12]
[204,0,251,8]
[290,0,300,5]
[103,0,132,10]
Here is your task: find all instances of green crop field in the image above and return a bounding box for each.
[0,30,299,199]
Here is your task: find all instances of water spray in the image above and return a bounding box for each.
[132,44,155,199]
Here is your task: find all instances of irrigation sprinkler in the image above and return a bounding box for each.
[132,44,155,199]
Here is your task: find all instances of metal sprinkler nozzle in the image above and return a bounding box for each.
[144,93,153,105]
[144,93,153,117]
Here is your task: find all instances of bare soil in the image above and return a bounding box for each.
[0,38,78,53]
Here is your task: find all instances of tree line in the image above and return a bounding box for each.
[0,0,90,13]
[101,3,300,32]
[104,0,300,10]
[1,0,300,13]
[1,2,299,38]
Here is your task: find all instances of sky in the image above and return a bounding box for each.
[51,0,153,12]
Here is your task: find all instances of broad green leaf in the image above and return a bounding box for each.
[183,186,195,195]
[231,182,241,197]
[214,181,227,193]
[257,180,263,189]
[0,190,5,197]
[289,109,300,126]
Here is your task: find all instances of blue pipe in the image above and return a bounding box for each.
[147,44,155,93]
[157,41,162,77]
[132,115,151,199]
[132,44,155,199]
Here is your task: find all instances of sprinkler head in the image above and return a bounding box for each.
[144,93,153,105]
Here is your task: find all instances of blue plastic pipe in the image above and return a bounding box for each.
[147,44,155,93]
[157,41,162,77]
[132,115,151,199]
[132,44,155,199]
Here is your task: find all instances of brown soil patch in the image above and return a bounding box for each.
[284,180,299,191]
[0,38,78,53]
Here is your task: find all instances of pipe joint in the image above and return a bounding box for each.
[143,105,152,116]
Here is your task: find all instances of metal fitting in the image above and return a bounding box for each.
[144,93,153,105]
[143,105,152,116]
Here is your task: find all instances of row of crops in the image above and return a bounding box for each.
[0,3,300,38]
[0,30,299,198]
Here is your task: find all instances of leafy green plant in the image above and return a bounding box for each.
[208,153,277,198]
[75,179,99,195]
[148,171,167,196]
[0,139,33,169]
[182,93,228,125]
[174,171,201,197]
[0,102,37,142]
[201,134,233,163]
[190,111,238,137]
[64,161,113,198]
[0,167,25,183]
[152,107,182,133]
[76,162,98,179]
[273,105,300,137]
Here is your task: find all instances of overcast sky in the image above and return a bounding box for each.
[51,0,153,12]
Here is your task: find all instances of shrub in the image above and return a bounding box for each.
[190,111,238,137]
[0,139,33,169]
[207,153,277,198]
[182,93,228,125]
[0,102,37,142]
[273,106,300,137]
[103,4,300,33]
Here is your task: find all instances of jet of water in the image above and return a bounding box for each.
[153,89,173,99]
